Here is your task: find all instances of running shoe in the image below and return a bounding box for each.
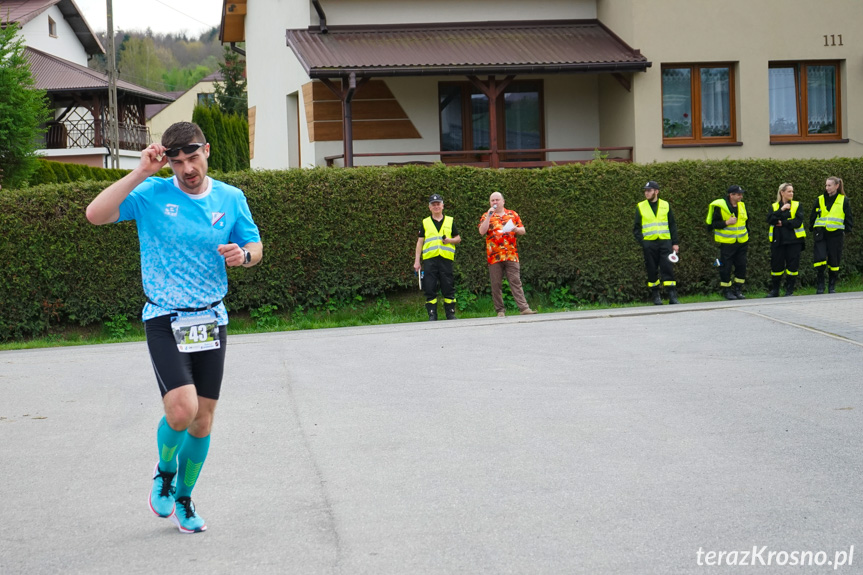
[170,496,207,533]
[149,463,176,518]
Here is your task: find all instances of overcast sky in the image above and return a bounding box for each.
[74,0,222,37]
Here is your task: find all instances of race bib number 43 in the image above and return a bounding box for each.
[171,310,220,353]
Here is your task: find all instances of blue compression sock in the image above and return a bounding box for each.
[156,416,185,474]
[175,432,211,499]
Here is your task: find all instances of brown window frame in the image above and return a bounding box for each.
[769,61,842,143]
[48,17,57,38]
[438,80,545,163]
[661,63,737,146]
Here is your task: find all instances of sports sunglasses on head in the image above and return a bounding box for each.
[164,142,206,157]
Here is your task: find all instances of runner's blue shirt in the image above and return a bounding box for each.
[117,176,261,325]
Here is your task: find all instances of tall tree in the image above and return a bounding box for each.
[192,104,249,172]
[213,46,248,117]
[0,23,52,188]
[117,36,174,91]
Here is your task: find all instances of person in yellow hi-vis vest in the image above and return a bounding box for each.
[765,183,805,297]
[706,185,749,300]
[633,181,680,305]
[809,176,853,294]
[414,194,461,320]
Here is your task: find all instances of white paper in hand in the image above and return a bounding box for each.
[500,219,516,233]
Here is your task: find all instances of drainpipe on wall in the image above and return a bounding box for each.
[229,42,245,56]
[311,0,328,33]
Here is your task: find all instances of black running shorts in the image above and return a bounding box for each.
[144,314,227,400]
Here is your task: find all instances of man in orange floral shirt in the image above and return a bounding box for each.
[478,192,537,317]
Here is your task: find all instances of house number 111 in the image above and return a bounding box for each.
[824,34,843,46]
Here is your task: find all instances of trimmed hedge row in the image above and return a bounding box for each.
[1,159,861,340]
[26,158,172,187]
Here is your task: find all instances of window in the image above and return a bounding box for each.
[661,64,736,145]
[48,17,57,38]
[769,61,841,141]
[197,93,215,106]
[439,81,544,162]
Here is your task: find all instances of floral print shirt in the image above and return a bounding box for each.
[479,209,523,264]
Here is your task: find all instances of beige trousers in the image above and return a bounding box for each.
[488,260,529,313]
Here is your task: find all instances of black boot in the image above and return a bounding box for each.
[667,288,680,305]
[828,271,838,294]
[765,277,781,298]
[444,302,457,320]
[425,303,438,321]
[651,288,663,305]
[783,276,796,297]
[815,269,825,294]
[722,288,737,301]
[733,285,745,300]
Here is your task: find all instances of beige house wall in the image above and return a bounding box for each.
[599,0,863,162]
[245,0,311,168]
[308,0,595,27]
[147,81,218,143]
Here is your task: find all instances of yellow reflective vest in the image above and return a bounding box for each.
[706,199,748,244]
[422,216,456,260]
[768,201,805,241]
[638,199,671,240]
[814,194,846,231]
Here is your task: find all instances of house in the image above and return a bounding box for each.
[147,71,224,143]
[3,0,173,168]
[220,0,863,169]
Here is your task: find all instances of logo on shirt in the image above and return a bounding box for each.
[211,212,226,229]
[164,204,179,217]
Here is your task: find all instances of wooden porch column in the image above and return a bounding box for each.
[467,75,514,168]
[320,74,370,167]
[342,74,356,167]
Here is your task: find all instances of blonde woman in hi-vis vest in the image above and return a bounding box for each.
[809,176,853,294]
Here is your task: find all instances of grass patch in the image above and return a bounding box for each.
[2,274,861,351]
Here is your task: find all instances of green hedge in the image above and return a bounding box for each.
[1,159,861,340]
[26,158,172,187]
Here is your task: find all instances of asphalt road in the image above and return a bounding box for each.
[2,293,862,574]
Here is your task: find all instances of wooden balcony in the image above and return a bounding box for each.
[45,119,151,152]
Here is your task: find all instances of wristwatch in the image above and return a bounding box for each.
[241,248,251,264]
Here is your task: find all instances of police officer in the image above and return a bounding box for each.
[706,185,749,300]
[766,183,805,297]
[414,193,461,320]
[633,180,679,305]
[809,176,853,294]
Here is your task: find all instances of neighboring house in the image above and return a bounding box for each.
[219,0,863,169]
[3,0,173,168]
[146,71,224,143]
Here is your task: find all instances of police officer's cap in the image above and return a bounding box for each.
[643,181,660,190]
[428,194,444,203]
[727,185,746,195]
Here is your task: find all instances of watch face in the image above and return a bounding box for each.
[243,249,251,263]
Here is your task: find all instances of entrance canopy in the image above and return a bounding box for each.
[285,20,650,78]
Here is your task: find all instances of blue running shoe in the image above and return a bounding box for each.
[149,463,176,518]
[170,496,207,533]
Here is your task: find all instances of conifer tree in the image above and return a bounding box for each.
[193,104,250,172]
[0,23,52,188]
[213,46,248,117]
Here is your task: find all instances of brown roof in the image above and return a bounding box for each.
[2,0,104,55]
[286,20,650,78]
[25,47,174,103]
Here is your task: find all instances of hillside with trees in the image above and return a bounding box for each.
[89,27,228,93]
